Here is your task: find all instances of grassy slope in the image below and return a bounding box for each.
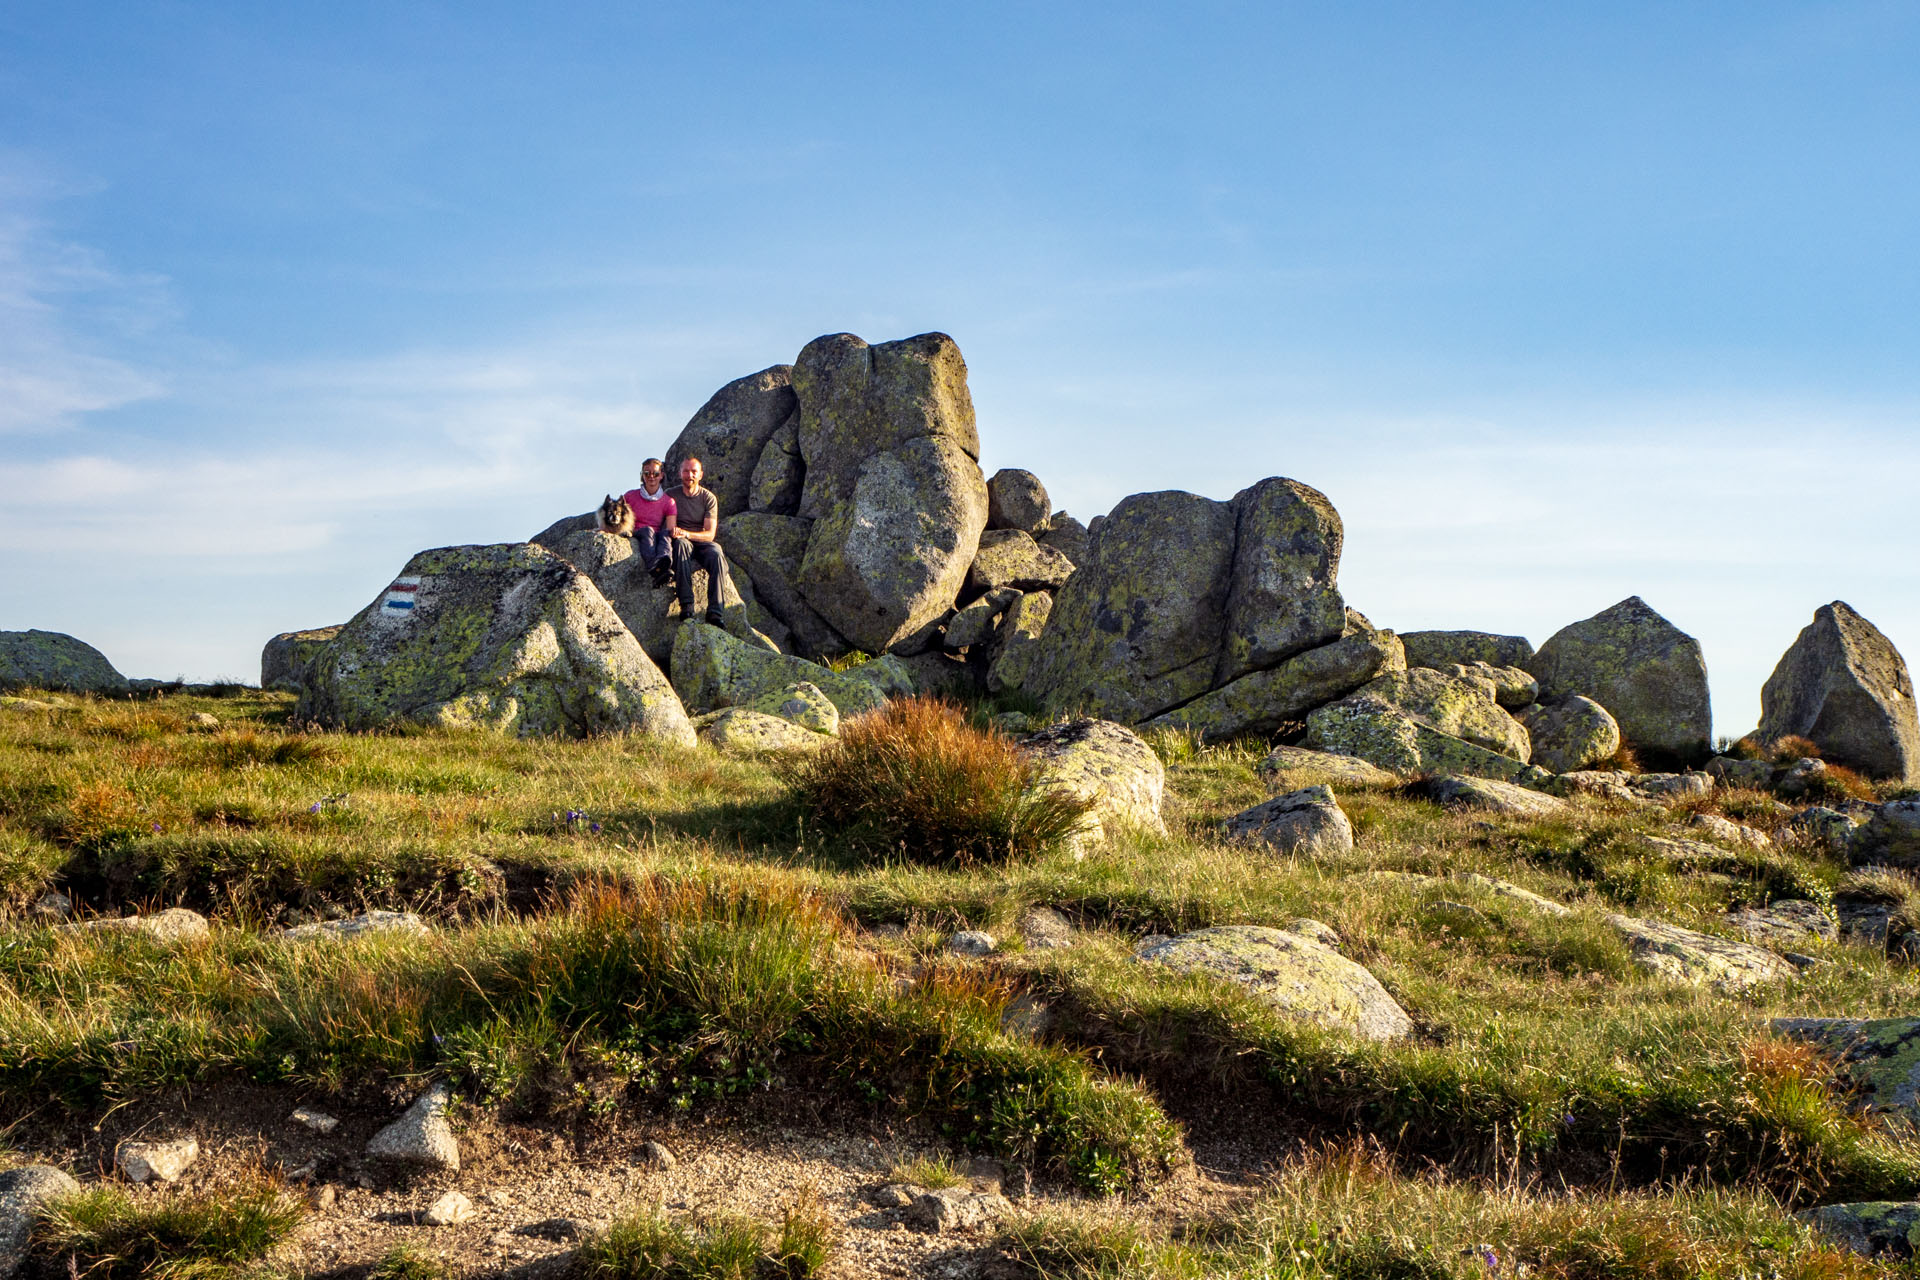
[4,690,1920,1272]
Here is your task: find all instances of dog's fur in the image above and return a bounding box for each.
[597,493,635,536]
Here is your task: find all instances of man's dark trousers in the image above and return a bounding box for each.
[673,538,729,620]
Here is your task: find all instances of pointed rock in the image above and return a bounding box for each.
[1759,601,1920,783]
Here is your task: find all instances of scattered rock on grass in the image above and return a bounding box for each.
[1526,596,1712,764]
[1454,873,1572,917]
[1222,786,1353,857]
[1604,914,1797,991]
[282,910,428,942]
[1726,901,1836,945]
[291,1107,340,1134]
[366,1082,459,1173]
[1789,806,1858,855]
[70,908,209,945]
[118,1136,199,1183]
[1018,907,1074,949]
[1706,756,1776,789]
[1134,924,1413,1042]
[1419,774,1567,819]
[1689,812,1771,849]
[948,930,996,957]
[698,707,830,754]
[1020,718,1165,844]
[1,1166,79,1276]
[1632,772,1713,799]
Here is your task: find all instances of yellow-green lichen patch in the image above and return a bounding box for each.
[1134,923,1413,1042]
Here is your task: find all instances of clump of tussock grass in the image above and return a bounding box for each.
[0,876,1179,1193]
[1004,1140,1884,1280]
[30,1180,303,1279]
[887,1152,968,1189]
[778,698,1091,866]
[369,1242,454,1280]
[576,1198,832,1280]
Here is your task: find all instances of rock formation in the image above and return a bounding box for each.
[261,625,344,692]
[297,543,695,744]
[0,630,129,695]
[1527,597,1711,765]
[1758,601,1920,783]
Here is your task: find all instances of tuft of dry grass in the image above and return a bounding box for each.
[778,698,1090,866]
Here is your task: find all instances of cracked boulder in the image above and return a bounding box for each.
[296,543,695,745]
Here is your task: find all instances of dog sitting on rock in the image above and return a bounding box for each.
[596,493,635,536]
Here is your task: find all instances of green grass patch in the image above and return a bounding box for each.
[30,1180,303,1279]
[576,1197,832,1280]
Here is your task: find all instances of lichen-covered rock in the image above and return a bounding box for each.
[1304,695,1551,786]
[985,590,1053,695]
[1427,662,1536,708]
[1726,901,1835,945]
[986,468,1051,533]
[1338,668,1530,761]
[785,333,988,654]
[1849,801,1920,868]
[1222,786,1354,857]
[907,1186,1012,1233]
[1797,1201,1920,1259]
[1527,597,1712,764]
[1771,1017,1920,1121]
[1518,695,1621,774]
[118,1136,199,1183]
[1604,913,1797,990]
[1215,478,1347,685]
[743,681,838,734]
[1759,602,1920,783]
[547,528,784,664]
[1632,771,1714,799]
[944,588,1017,651]
[297,543,695,745]
[747,415,805,515]
[1705,756,1776,789]
[1143,628,1403,743]
[1418,774,1568,819]
[964,529,1074,596]
[1455,872,1572,917]
[699,708,830,754]
[0,630,129,695]
[1,1165,78,1276]
[1020,490,1237,722]
[664,364,798,517]
[1020,718,1165,843]
[669,621,907,717]
[366,1081,460,1173]
[1255,744,1401,788]
[1790,805,1860,855]
[1689,811,1772,849]
[1400,631,1535,670]
[725,512,849,659]
[1134,924,1412,1041]
[261,625,343,692]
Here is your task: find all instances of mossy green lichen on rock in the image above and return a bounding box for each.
[1603,913,1796,991]
[1215,476,1346,685]
[1401,630,1534,670]
[1771,1017,1920,1121]
[747,414,805,515]
[742,681,839,735]
[1349,668,1531,761]
[669,620,907,717]
[1798,1201,1920,1258]
[1518,695,1621,774]
[1134,924,1412,1042]
[986,590,1053,694]
[1527,596,1711,764]
[545,527,784,664]
[699,707,830,754]
[1019,717,1165,844]
[1304,694,1552,786]
[725,512,848,660]
[964,528,1073,596]
[1021,490,1237,723]
[1146,628,1403,742]
[260,625,343,692]
[0,630,129,695]
[296,542,694,744]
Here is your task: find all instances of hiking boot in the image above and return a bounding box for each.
[648,560,673,588]
[704,609,726,628]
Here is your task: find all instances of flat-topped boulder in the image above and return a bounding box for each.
[261,625,343,693]
[1759,601,1920,783]
[0,630,129,696]
[296,543,695,744]
[1134,924,1412,1042]
[1604,913,1797,990]
[1305,693,1551,786]
[1527,597,1711,765]
[1401,630,1534,670]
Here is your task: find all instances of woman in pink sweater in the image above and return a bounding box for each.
[622,459,678,587]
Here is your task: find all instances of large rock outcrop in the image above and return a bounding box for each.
[543,528,784,664]
[1758,602,1920,783]
[1021,479,1349,726]
[669,622,911,717]
[0,630,129,696]
[296,543,695,744]
[1144,627,1404,742]
[1527,597,1711,764]
[662,333,990,658]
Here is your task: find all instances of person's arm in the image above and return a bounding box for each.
[676,498,719,542]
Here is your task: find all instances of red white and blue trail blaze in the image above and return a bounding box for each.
[383,577,422,613]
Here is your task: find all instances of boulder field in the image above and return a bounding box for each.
[236,330,1918,790]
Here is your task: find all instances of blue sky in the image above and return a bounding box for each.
[4,2,1918,736]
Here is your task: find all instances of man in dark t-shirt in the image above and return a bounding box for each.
[668,456,730,627]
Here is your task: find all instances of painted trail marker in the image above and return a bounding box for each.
[382,577,422,617]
